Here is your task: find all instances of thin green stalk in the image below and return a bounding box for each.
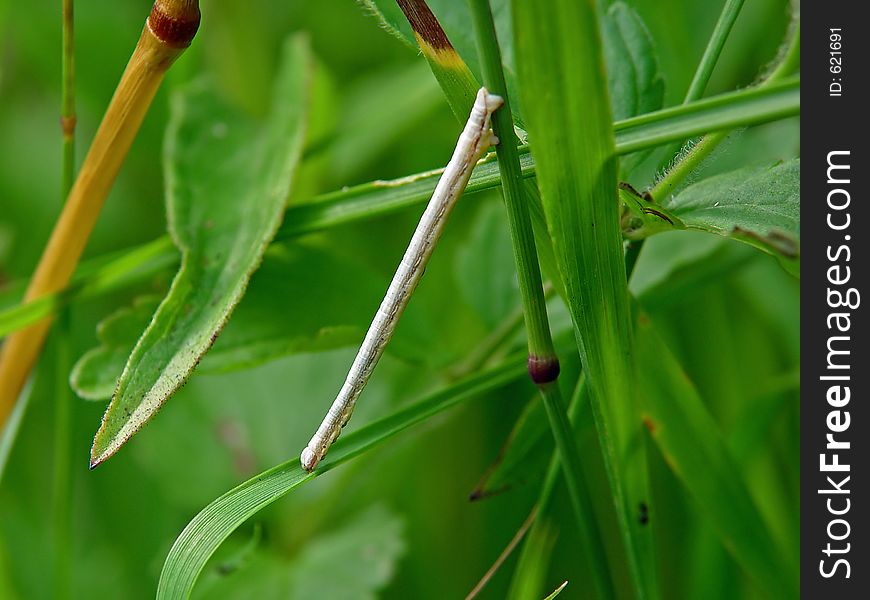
[655,0,747,167]
[652,20,800,201]
[51,311,72,600]
[511,374,589,594]
[685,0,745,103]
[638,0,749,264]
[61,0,76,195]
[53,4,76,597]
[451,283,556,379]
[468,1,614,598]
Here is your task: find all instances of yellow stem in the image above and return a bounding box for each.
[0,0,199,427]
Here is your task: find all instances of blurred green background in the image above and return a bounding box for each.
[0,1,798,598]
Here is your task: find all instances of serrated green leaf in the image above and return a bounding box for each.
[89,36,313,467]
[634,308,797,599]
[601,2,665,121]
[601,2,666,177]
[202,244,381,373]
[71,243,390,397]
[666,159,800,274]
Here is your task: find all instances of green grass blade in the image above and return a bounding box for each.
[156,359,527,600]
[513,0,655,597]
[89,35,313,467]
[634,309,798,599]
[614,76,799,154]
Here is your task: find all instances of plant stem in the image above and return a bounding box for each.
[652,17,800,201]
[53,3,77,598]
[468,1,614,598]
[465,507,538,600]
[51,312,72,600]
[510,374,589,594]
[685,0,746,103]
[0,0,200,429]
[61,0,76,196]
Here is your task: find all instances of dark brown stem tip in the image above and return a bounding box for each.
[148,0,201,48]
[527,355,560,385]
[396,0,454,51]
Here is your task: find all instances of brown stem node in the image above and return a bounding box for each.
[147,0,201,48]
[527,355,560,385]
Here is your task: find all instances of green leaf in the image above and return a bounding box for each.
[513,0,655,598]
[71,243,391,397]
[70,296,161,400]
[601,2,665,121]
[89,36,313,467]
[156,359,527,600]
[634,309,797,599]
[665,159,800,274]
[601,2,665,177]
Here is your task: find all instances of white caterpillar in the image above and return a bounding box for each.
[301,87,503,472]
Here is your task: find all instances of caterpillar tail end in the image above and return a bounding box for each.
[300,446,319,473]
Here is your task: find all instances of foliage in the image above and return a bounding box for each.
[0,1,799,598]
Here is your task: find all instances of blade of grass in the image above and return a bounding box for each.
[395,0,479,119]
[0,0,201,429]
[0,79,800,340]
[156,358,528,600]
[513,0,655,597]
[634,309,797,598]
[468,1,615,596]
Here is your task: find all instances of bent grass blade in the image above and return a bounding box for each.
[300,87,503,471]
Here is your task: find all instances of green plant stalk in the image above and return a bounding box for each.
[0,78,800,339]
[686,0,746,103]
[654,0,748,191]
[513,0,656,596]
[61,0,76,196]
[468,1,614,598]
[512,232,643,594]
[51,311,72,600]
[52,2,76,598]
[652,21,800,201]
[511,374,589,596]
